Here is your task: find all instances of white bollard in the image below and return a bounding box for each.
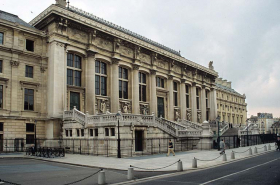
[264,145,267,151]
[177,160,183,171]
[98,170,106,185]
[192,157,197,168]
[268,144,271,150]
[254,147,258,154]
[249,148,252,155]
[127,167,134,180]
[231,151,235,159]
[223,153,227,161]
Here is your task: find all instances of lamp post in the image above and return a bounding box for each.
[246,119,249,146]
[116,112,121,158]
[217,115,221,151]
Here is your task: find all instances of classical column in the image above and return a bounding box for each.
[167,75,174,121]
[209,87,217,120]
[47,41,66,117]
[132,64,140,114]
[86,50,96,115]
[191,83,197,122]
[180,79,186,120]
[150,70,157,115]
[10,61,20,115]
[201,86,206,122]
[111,59,119,113]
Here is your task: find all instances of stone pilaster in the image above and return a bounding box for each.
[191,83,197,122]
[180,79,186,120]
[111,59,119,113]
[86,50,97,115]
[47,41,66,117]
[209,87,217,120]
[150,70,157,115]
[132,64,140,114]
[10,61,20,115]
[167,75,174,121]
[201,85,206,122]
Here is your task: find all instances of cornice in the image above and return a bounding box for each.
[30,5,218,77]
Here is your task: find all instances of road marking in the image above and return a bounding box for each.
[200,158,279,185]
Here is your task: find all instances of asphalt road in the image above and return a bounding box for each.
[0,158,170,185]
[131,151,280,185]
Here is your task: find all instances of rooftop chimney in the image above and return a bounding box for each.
[56,0,67,7]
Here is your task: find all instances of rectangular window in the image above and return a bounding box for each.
[111,128,115,136]
[0,32,3,45]
[24,89,34,111]
[95,129,98,137]
[156,77,164,88]
[25,65,33,78]
[173,82,178,106]
[139,72,147,102]
[70,130,72,137]
[81,129,84,137]
[74,55,81,69]
[26,123,35,132]
[66,130,69,137]
[105,128,109,136]
[67,69,73,85]
[0,85,3,108]
[26,39,34,52]
[90,129,93,137]
[74,71,81,86]
[95,61,107,96]
[76,129,80,137]
[70,92,80,110]
[186,85,190,108]
[196,88,200,109]
[0,60,2,73]
[26,134,35,144]
[0,122,3,131]
[119,67,129,99]
[123,81,128,99]
[95,75,100,95]
[67,53,73,67]
[101,76,107,96]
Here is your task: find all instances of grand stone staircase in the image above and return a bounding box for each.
[63,108,203,138]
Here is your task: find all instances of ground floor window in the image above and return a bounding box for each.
[26,134,34,144]
[70,92,80,110]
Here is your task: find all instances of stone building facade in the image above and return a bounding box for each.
[0,0,247,152]
[215,78,247,125]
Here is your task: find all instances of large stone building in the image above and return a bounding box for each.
[215,78,247,125]
[0,0,247,153]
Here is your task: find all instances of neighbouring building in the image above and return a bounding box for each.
[257,113,274,134]
[215,78,247,125]
[0,0,248,154]
[271,120,280,135]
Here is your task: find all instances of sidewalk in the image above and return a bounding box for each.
[1,143,277,171]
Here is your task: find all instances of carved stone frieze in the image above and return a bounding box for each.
[95,37,113,51]
[140,104,149,115]
[10,61,20,67]
[120,45,133,58]
[157,60,166,69]
[69,27,87,42]
[173,65,181,73]
[96,97,110,114]
[119,101,131,114]
[197,111,202,123]
[186,109,192,121]
[174,109,181,122]
[139,53,151,64]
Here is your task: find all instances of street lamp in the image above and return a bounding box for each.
[216,115,221,151]
[246,119,249,146]
[116,112,122,158]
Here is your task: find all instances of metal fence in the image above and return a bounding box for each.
[0,137,204,157]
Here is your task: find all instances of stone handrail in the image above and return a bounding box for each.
[63,107,86,126]
[219,123,229,136]
[179,119,202,130]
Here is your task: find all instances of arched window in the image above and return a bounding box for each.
[139,72,146,102]
[119,67,128,99]
[67,53,82,87]
[95,60,107,96]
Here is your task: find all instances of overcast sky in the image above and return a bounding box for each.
[2,0,280,117]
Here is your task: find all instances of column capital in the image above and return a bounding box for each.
[10,60,20,67]
[191,82,196,86]
[112,58,120,65]
[87,49,98,58]
[181,79,186,83]
[168,75,174,80]
[202,84,206,89]
[150,69,157,75]
[132,64,140,70]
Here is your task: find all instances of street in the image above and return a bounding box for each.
[131,151,280,185]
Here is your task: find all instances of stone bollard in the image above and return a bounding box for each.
[192,157,197,168]
[268,144,271,150]
[254,147,258,154]
[249,148,252,155]
[264,145,267,151]
[223,153,227,161]
[127,167,134,180]
[177,160,183,171]
[98,169,106,185]
[231,151,235,159]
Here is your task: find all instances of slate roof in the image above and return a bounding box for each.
[0,10,35,29]
[216,83,241,96]
[68,6,181,56]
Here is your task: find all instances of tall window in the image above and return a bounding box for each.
[67,53,82,87]
[0,60,2,73]
[206,90,209,108]
[95,60,107,96]
[139,72,146,102]
[26,39,34,52]
[0,32,3,45]
[156,77,164,88]
[70,92,80,110]
[26,123,35,144]
[186,85,190,108]
[24,89,34,111]
[25,65,33,78]
[119,67,128,99]
[173,82,178,106]
[196,87,200,109]
[0,122,3,131]
[0,85,2,108]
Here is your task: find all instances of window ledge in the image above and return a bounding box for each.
[67,85,85,90]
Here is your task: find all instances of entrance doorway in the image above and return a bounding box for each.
[157,97,165,118]
[70,92,80,110]
[135,130,143,151]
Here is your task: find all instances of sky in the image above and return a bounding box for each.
[1,0,280,117]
